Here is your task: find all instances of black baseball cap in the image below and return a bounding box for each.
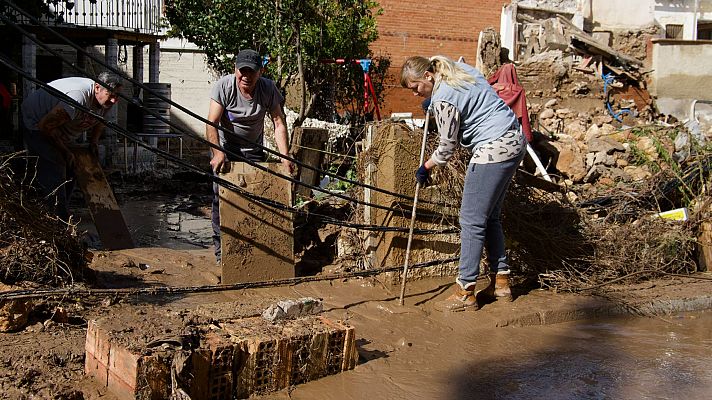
[235,49,261,71]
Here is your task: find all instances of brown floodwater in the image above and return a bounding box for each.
[76,194,213,250]
[75,193,712,400]
[263,309,712,400]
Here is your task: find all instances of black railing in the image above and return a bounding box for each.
[9,0,163,35]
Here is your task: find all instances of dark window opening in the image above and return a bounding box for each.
[698,22,712,40]
[665,24,684,39]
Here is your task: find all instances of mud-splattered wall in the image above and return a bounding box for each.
[361,122,459,282]
[652,39,712,121]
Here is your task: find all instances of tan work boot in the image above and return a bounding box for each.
[494,273,513,302]
[475,274,497,302]
[434,281,478,312]
[476,272,513,302]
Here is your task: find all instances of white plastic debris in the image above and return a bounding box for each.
[261,297,323,323]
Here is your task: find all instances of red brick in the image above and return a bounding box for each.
[107,345,141,400]
[371,0,511,115]
[84,320,110,385]
[106,342,171,400]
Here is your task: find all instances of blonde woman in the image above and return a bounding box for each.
[401,56,525,311]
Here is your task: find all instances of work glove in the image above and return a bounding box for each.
[415,164,429,186]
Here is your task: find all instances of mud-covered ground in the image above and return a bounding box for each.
[2,243,711,399]
[2,176,711,399]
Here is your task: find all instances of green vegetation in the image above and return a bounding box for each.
[164,0,389,124]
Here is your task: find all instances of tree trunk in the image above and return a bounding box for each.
[296,22,306,128]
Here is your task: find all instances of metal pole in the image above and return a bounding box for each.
[526,143,553,182]
[399,110,431,306]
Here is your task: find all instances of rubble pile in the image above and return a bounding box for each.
[502,11,711,290]
[338,12,709,291]
[504,10,706,193]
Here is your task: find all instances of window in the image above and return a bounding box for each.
[665,24,684,39]
[698,22,712,40]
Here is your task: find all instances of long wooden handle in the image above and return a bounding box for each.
[399,110,431,306]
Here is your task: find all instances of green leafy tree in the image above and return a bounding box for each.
[164,0,388,125]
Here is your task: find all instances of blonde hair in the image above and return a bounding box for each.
[400,55,476,91]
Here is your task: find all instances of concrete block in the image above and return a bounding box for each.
[292,127,329,200]
[363,123,459,281]
[262,297,323,323]
[219,162,294,283]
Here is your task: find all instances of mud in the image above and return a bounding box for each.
[218,163,295,283]
[76,193,213,250]
[2,246,711,399]
[3,179,712,399]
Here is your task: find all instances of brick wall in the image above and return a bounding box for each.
[370,0,511,116]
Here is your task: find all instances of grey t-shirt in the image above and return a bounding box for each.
[210,74,283,161]
[22,77,106,142]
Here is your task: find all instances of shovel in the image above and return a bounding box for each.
[398,109,431,306]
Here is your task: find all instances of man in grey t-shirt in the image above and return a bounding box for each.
[21,71,122,220]
[206,49,295,263]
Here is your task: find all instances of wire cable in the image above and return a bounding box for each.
[0,53,458,235]
[0,256,460,300]
[0,15,462,225]
[0,7,457,220]
[1,1,458,210]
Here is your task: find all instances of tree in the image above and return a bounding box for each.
[163,0,389,125]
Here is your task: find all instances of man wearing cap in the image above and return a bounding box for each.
[206,49,295,264]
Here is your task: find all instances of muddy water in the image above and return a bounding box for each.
[74,194,712,400]
[76,195,213,249]
[267,302,712,400]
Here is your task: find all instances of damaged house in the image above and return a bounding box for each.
[500,0,712,126]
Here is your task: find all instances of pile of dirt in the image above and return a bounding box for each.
[0,154,88,287]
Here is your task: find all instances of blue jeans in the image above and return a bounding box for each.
[23,129,75,221]
[457,152,524,290]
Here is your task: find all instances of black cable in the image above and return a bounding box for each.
[0,256,461,300]
[0,16,456,219]
[0,53,458,235]
[0,8,455,219]
[1,1,458,210]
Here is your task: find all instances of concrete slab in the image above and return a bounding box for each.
[218,162,294,283]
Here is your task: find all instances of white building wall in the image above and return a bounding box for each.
[156,43,217,138]
[126,39,217,138]
[651,40,712,99]
[591,0,712,39]
[591,0,656,29]
[651,40,712,122]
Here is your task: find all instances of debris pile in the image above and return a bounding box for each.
[502,9,710,289]
[0,154,88,287]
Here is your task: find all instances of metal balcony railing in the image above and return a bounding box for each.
[8,0,164,35]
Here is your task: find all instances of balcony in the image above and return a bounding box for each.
[8,0,163,36]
